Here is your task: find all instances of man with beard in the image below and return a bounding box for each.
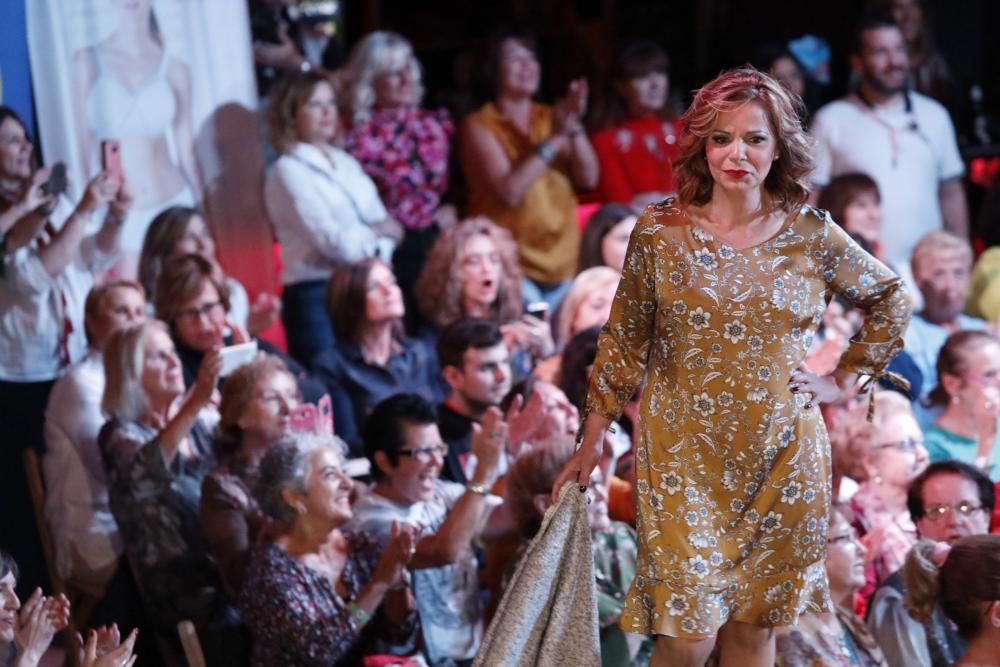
[867,460,995,667]
[903,231,985,408]
[809,12,967,301]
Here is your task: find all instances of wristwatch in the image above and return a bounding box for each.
[467,482,489,497]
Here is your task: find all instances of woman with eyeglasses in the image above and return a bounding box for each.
[154,253,326,403]
[846,390,929,600]
[775,506,887,666]
[923,330,1000,482]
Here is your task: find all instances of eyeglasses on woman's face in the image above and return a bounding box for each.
[175,301,223,325]
[874,437,924,454]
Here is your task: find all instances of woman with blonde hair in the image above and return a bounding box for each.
[904,535,1000,667]
[99,320,245,661]
[415,216,553,372]
[553,67,911,666]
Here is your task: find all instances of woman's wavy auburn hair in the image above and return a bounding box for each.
[215,354,296,461]
[415,217,523,328]
[674,67,812,210]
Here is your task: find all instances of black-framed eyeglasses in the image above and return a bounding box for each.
[397,444,448,464]
[874,437,924,454]
[826,530,860,546]
[923,501,984,522]
[175,301,223,323]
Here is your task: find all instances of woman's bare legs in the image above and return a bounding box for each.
[648,620,775,667]
[717,620,775,666]
[649,634,716,667]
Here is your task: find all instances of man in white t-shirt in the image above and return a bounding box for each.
[351,393,507,667]
[810,12,968,300]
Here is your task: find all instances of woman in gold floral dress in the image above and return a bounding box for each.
[552,68,911,666]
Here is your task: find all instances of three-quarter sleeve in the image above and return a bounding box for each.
[820,214,912,387]
[583,213,660,422]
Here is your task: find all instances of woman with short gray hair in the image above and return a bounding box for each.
[239,433,420,666]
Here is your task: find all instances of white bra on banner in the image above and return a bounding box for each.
[26,0,275,291]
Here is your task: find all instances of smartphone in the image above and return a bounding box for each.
[101,139,123,187]
[42,162,67,197]
[218,341,258,377]
[290,403,320,434]
[525,301,549,320]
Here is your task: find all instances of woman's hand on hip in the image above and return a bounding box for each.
[789,364,851,409]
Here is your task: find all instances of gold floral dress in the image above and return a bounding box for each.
[584,198,911,638]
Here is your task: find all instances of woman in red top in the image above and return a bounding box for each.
[590,40,680,208]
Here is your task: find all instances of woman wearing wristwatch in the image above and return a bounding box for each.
[460,27,599,312]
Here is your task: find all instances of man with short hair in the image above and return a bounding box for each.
[904,231,985,406]
[352,393,505,667]
[435,318,513,483]
[810,12,968,298]
[867,460,995,667]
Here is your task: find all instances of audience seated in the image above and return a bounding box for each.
[847,391,929,599]
[435,319,513,483]
[200,355,301,599]
[312,258,443,455]
[503,436,652,666]
[0,106,132,592]
[904,231,985,409]
[139,206,279,336]
[239,433,419,666]
[43,281,145,590]
[265,71,403,365]
[576,203,639,274]
[153,253,324,404]
[98,321,242,661]
[822,389,869,503]
[903,534,1000,667]
[868,460,994,666]
[817,172,885,260]
[775,505,887,666]
[415,216,553,376]
[922,331,1000,481]
[351,394,506,666]
[1,549,136,667]
[589,39,679,208]
[460,27,599,311]
[534,266,619,384]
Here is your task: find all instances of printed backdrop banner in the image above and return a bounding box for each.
[0,0,36,138]
[26,0,276,295]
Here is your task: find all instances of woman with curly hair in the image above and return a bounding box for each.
[415,216,553,374]
[553,67,911,666]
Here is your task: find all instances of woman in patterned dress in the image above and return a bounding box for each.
[553,67,912,666]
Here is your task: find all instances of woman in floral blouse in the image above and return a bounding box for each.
[553,68,911,666]
[239,433,419,666]
[341,31,455,327]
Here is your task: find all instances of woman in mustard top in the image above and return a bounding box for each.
[460,27,599,311]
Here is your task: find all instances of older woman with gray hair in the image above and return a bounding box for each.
[238,433,419,666]
[98,320,245,662]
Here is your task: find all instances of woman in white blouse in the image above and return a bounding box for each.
[265,71,402,365]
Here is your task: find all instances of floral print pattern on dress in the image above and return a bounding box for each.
[583,197,911,638]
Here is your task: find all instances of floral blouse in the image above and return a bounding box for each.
[344,107,453,230]
[238,536,418,667]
